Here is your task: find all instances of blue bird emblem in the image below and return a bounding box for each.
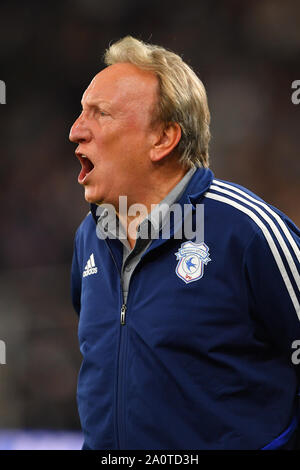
[186,257,197,272]
[175,241,211,284]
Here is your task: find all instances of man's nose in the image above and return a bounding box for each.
[69,114,92,143]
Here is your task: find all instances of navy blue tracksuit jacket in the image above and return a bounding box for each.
[71,167,300,449]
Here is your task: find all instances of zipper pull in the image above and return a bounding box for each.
[120,304,127,325]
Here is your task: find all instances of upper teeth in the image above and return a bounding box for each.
[82,155,87,158]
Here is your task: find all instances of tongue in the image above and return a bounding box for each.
[79,157,94,182]
[84,158,94,173]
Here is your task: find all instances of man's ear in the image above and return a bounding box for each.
[150,122,181,162]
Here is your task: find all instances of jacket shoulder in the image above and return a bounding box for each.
[75,211,95,238]
[204,177,299,233]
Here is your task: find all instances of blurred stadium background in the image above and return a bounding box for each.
[0,0,299,450]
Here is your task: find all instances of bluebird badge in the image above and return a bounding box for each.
[175,241,211,284]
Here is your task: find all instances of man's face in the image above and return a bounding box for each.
[69,63,159,205]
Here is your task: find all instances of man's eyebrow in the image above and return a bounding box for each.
[81,99,111,109]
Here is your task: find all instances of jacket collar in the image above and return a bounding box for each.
[144,167,214,252]
[180,166,214,207]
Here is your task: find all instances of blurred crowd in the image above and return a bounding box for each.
[0,0,299,430]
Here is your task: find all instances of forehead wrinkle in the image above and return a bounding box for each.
[81,64,159,121]
[115,77,159,122]
[100,65,157,100]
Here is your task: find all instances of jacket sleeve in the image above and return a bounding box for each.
[71,230,82,316]
[244,215,300,376]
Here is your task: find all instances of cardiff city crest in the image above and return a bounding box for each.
[175,241,211,284]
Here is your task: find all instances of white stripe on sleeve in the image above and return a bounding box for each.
[210,183,300,292]
[205,191,300,319]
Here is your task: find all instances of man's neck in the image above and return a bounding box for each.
[117,165,191,249]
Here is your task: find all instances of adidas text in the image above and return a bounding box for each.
[83,253,98,277]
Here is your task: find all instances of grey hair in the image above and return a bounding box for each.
[104,36,211,168]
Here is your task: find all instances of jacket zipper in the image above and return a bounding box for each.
[117,288,127,449]
[104,240,128,449]
[120,304,127,325]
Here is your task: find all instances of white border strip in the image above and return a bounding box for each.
[205,192,300,319]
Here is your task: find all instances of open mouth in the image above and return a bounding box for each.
[76,154,95,183]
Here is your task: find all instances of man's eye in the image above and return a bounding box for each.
[97,109,108,117]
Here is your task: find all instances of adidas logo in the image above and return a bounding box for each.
[83,253,98,277]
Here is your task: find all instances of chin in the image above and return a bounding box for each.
[84,188,102,204]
